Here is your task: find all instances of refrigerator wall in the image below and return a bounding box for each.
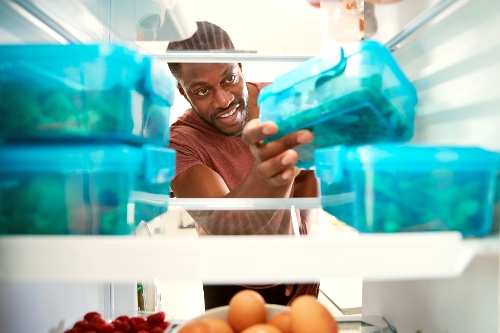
[363,0,500,331]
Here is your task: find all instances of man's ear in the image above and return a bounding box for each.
[177,83,187,99]
[238,63,246,81]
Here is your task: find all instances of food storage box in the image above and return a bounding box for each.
[0,144,175,235]
[314,144,500,236]
[0,44,175,145]
[258,40,418,169]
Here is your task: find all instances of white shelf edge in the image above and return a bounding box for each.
[155,52,313,63]
[0,232,480,283]
[132,194,325,210]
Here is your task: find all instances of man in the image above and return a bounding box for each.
[167,21,319,309]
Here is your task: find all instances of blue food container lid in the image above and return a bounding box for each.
[258,45,346,105]
[0,144,175,184]
[0,44,145,90]
[0,43,175,105]
[315,144,500,183]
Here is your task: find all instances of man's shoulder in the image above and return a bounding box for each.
[249,82,272,91]
[170,109,203,133]
[169,109,218,147]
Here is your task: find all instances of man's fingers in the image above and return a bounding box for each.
[255,150,299,183]
[251,130,313,162]
[242,119,314,187]
[241,119,278,145]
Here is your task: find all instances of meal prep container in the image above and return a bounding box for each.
[258,40,418,169]
[314,144,500,236]
[0,144,175,235]
[0,44,175,145]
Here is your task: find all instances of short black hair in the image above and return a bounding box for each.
[166,21,235,80]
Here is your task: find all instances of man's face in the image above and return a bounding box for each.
[177,62,249,137]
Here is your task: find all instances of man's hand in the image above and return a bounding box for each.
[242,119,313,188]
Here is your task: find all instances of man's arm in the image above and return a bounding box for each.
[292,169,319,235]
[170,120,314,234]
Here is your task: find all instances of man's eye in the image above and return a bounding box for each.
[226,75,236,83]
[196,88,209,96]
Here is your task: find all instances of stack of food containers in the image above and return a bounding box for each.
[259,40,500,236]
[0,44,176,235]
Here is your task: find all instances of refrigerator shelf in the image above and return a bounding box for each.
[0,231,491,283]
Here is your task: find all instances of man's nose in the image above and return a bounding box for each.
[212,87,234,109]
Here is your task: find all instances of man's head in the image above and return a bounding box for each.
[167,21,249,137]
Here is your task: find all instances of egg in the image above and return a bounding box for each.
[240,323,283,333]
[201,317,235,333]
[290,295,338,333]
[228,289,267,333]
[178,320,218,333]
[268,312,292,333]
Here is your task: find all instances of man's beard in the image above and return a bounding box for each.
[194,95,250,137]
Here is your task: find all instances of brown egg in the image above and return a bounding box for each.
[268,312,292,333]
[201,317,235,333]
[228,289,267,333]
[290,295,338,333]
[240,323,283,333]
[178,320,218,333]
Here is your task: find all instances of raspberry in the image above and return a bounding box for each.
[113,320,131,332]
[158,322,169,330]
[133,322,151,332]
[146,312,165,326]
[115,316,130,323]
[73,319,90,331]
[84,312,102,321]
[88,316,107,330]
[149,327,166,333]
[97,323,115,333]
[136,331,149,333]
[129,317,146,328]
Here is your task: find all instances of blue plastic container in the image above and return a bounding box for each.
[314,144,500,236]
[0,44,175,145]
[258,40,418,169]
[0,144,175,235]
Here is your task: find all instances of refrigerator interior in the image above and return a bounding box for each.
[0,0,499,332]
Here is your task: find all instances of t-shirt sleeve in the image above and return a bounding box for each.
[168,128,205,177]
[253,82,272,91]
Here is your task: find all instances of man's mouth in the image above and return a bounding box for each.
[218,104,238,118]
